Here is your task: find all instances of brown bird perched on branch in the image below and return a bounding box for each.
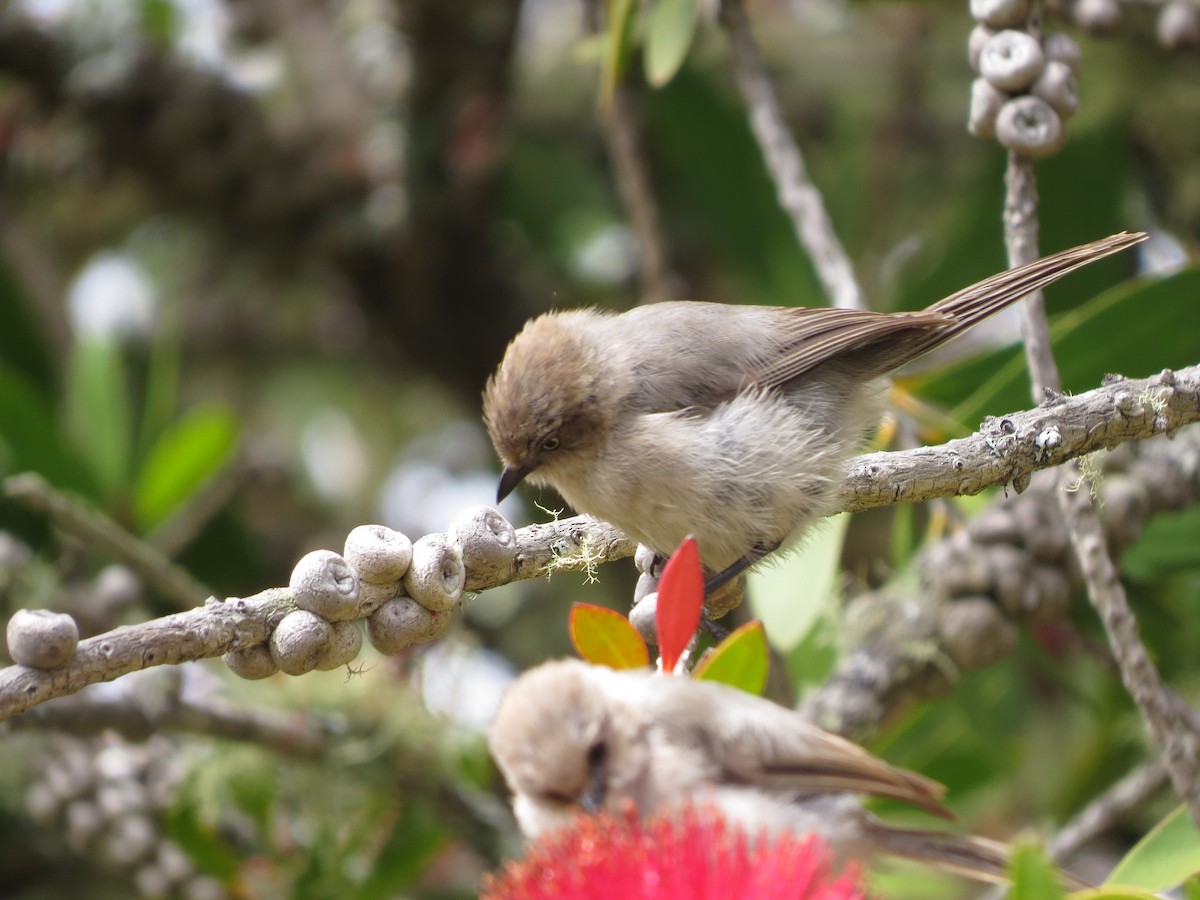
[483,232,1145,597]
[489,659,1081,886]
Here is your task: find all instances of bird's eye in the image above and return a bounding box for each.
[540,436,560,452]
[586,741,607,770]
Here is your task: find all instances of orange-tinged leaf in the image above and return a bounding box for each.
[657,536,704,674]
[693,621,769,695]
[569,603,649,670]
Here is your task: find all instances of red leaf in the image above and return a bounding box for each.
[656,536,704,674]
[569,603,650,669]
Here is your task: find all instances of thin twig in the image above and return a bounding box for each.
[718,0,865,310]
[583,0,682,304]
[1003,149,1200,825]
[604,84,683,303]
[4,473,212,608]
[1049,761,1167,863]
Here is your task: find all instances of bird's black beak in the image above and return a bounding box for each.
[497,464,534,503]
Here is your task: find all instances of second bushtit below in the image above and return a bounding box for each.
[489,659,1067,885]
[484,232,1145,590]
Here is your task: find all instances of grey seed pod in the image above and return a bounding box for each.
[156,841,194,884]
[314,620,363,670]
[939,597,1018,669]
[269,610,333,676]
[6,608,79,669]
[134,864,173,899]
[450,505,517,581]
[634,543,658,575]
[979,30,1045,92]
[344,524,413,585]
[968,77,1008,139]
[290,549,362,621]
[1031,60,1079,119]
[358,579,400,617]
[96,743,142,781]
[366,596,451,654]
[987,543,1032,616]
[633,571,659,606]
[995,96,1065,158]
[1098,475,1149,546]
[101,813,157,866]
[1042,32,1082,74]
[1073,0,1121,33]
[65,799,104,851]
[1158,1,1200,48]
[97,780,149,819]
[966,506,1021,545]
[970,0,1029,30]
[629,591,658,646]
[25,781,59,827]
[93,564,142,611]
[1030,565,1072,621]
[222,643,279,680]
[402,534,465,612]
[182,875,227,900]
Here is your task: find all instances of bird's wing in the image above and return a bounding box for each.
[751,307,951,391]
[652,678,955,819]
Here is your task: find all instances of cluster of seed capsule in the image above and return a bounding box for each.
[1066,0,1200,48]
[223,505,517,679]
[24,734,223,899]
[968,0,1082,158]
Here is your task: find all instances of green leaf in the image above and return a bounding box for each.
[134,404,239,530]
[644,0,700,88]
[1123,506,1200,579]
[1009,842,1065,900]
[139,0,178,44]
[749,513,849,653]
[65,337,133,502]
[569,603,650,669]
[693,620,769,695]
[1105,804,1200,892]
[599,0,638,108]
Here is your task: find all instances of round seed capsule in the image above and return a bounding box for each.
[6,608,79,669]
[314,620,363,670]
[995,95,1065,158]
[290,550,362,621]
[223,643,279,680]
[344,525,413,585]
[269,610,332,676]
[979,30,1045,92]
[367,596,452,654]
[403,534,465,612]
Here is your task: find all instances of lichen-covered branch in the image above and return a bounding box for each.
[0,589,294,721]
[841,364,1200,511]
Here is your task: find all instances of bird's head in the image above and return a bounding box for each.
[483,312,621,502]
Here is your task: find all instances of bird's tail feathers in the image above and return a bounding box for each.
[864,821,1090,891]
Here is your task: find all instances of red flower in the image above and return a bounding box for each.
[482,803,867,900]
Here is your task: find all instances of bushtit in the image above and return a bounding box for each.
[489,659,1055,884]
[484,232,1146,591]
